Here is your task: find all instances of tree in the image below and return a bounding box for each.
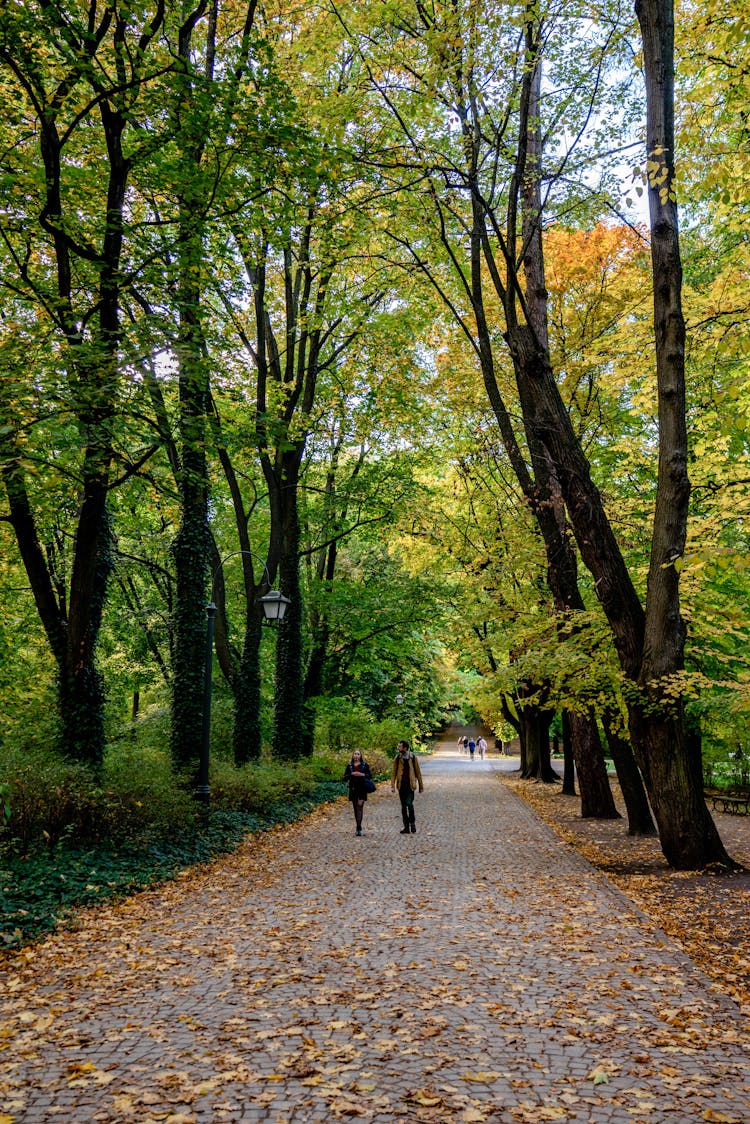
[340,0,635,815]
[505,0,730,865]
[0,0,167,766]
[343,0,717,861]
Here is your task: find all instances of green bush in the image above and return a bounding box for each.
[312,697,415,760]
[1,741,194,854]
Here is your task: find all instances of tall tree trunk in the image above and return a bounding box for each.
[487,2,730,867]
[300,451,344,756]
[0,14,141,766]
[509,320,729,866]
[170,207,210,772]
[629,0,726,866]
[169,10,215,773]
[208,417,273,766]
[272,457,308,759]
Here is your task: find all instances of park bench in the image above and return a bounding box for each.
[706,790,750,815]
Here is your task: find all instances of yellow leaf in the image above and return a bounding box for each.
[462,1071,501,1083]
[414,1091,443,1106]
[67,1062,98,1075]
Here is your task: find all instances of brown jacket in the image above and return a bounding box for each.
[390,752,424,793]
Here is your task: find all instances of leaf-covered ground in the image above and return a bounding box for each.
[502,774,750,1016]
[0,785,345,951]
[2,750,749,1122]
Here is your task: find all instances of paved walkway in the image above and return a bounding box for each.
[2,746,749,1123]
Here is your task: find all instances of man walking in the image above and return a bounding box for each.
[390,740,424,834]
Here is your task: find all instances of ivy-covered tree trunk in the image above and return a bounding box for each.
[272,455,308,760]
[301,628,327,758]
[169,12,214,774]
[58,505,114,767]
[2,452,113,769]
[169,231,210,771]
[301,460,343,757]
[170,494,209,771]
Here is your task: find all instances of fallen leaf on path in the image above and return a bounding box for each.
[412,1089,443,1107]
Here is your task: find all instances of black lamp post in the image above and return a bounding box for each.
[198,552,291,822]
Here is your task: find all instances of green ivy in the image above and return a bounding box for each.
[1,783,342,951]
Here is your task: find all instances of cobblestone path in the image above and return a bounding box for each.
[2,748,749,1122]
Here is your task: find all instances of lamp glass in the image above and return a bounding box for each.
[259,589,291,621]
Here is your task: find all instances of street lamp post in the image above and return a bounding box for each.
[198,552,291,824]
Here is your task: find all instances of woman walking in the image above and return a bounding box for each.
[344,749,374,836]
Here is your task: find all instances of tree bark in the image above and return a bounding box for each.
[519,703,557,783]
[560,712,576,796]
[514,39,617,820]
[603,712,657,836]
[169,9,216,774]
[272,454,309,759]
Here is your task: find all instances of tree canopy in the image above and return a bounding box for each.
[1,0,748,870]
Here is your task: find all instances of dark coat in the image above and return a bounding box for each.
[343,759,374,801]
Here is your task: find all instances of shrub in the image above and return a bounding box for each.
[0,740,194,854]
[312,697,415,760]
